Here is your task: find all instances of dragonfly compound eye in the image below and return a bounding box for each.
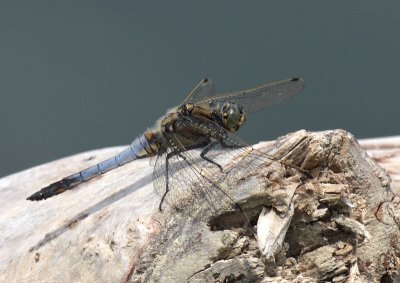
[220,102,247,132]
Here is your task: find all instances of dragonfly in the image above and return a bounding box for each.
[27,78,305,218]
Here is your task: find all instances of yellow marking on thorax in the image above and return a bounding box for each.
[188,104,213,120]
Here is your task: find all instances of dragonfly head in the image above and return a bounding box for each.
[218,101,247,132]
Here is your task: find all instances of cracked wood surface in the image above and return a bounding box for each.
[0,130,399,282]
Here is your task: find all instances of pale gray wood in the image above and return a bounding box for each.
[0,130,399,282]
[359,136,400,194]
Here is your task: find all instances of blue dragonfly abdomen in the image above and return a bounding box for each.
[26,133,158,201]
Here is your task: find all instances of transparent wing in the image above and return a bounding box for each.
[151,116,286,223]
[190,78,304,114]
[182,78,215,104]
[152,117,249,219]
[152,143,238,219]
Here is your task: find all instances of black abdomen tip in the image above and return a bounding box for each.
[27,181,67,201]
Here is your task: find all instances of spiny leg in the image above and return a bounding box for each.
[200,135,246,171]
[200,141,223,171]
[159,148,184,211]
[200,136,246,171]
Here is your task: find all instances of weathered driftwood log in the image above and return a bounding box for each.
[0,130,399,283]
[359,136,400,194]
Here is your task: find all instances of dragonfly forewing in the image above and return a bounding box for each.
[190,77,304,113]
[183,78,215,104]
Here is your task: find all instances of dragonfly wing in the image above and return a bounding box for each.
[152,116,279,222]
[183,78,215,104]
[192,78,304,113]
[152,135,239,220]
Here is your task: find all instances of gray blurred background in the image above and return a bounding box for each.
[1,1,399,177]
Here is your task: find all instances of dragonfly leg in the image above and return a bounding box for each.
[159,149,183,211]
[220,139,242,149]
[159,160,169,211]
[200,141,223,171]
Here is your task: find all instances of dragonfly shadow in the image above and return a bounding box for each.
[29,171,154,252]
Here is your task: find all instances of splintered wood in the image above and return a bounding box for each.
[0,130,399,283]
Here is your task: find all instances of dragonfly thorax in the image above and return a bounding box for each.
[215,101,247,132]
